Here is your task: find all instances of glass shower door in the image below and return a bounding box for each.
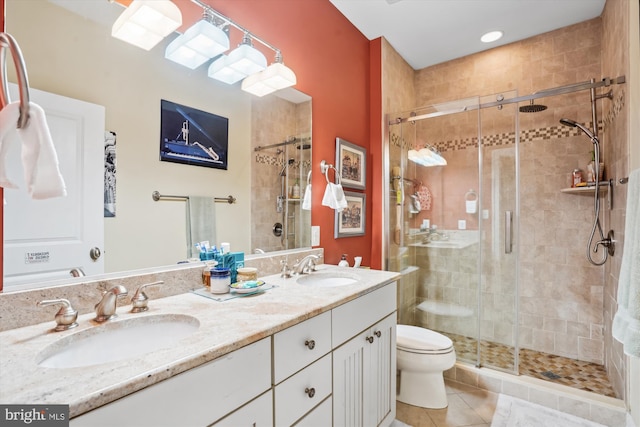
[477,91,519,373]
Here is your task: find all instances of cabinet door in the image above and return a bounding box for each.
[332,328,370,427]
[332,314,397,427]
[213,390,273,427]
[369,313,396,427]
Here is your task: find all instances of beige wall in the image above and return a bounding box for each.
[6,0,252,273]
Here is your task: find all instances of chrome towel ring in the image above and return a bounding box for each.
[0,32,30,129]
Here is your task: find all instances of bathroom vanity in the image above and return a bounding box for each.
[0,265,399,426]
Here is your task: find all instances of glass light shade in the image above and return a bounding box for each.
[261,62,297,90]
[165,20,230,69]
[226,44,267,75]
[112,0,182,51]
[208,55,247,84]
[241,72,277,97]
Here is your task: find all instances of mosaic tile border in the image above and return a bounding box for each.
[391,121,604,154]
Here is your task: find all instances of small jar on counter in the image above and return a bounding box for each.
[236,267,258,282]
[210,268,231,294]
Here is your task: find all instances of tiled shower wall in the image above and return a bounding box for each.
[250,97,312,253]
[601,0,630,402]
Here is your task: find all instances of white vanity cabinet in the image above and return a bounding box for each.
[70,338,272,427]
[332,283,397,427]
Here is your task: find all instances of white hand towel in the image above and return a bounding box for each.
[612,168,640,357]
[17,102,66,199]
[0,102,21,190]
[187,196,216,258]
[302,184,312,210]
[322,182,348,212]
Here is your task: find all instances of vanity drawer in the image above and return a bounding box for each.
[70,338,271,427]
[274,353,332,427]
[332,281,397,347]
[273,311,331,383]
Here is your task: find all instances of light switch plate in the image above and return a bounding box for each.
[311,226,320,246]
[458,220,466,230]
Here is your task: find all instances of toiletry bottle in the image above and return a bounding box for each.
[293,179,300,199]
[338,254,349,267]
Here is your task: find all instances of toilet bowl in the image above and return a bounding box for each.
[396,324,456,409]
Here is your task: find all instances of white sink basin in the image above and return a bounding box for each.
[37,314,200,369]
[296,271,360,287]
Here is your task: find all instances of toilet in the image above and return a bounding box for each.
[396,324,456,409]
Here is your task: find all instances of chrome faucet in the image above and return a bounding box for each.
[37,298,78,331]
[130,281,163,313]
[94,285,128,322]
[292,255,319,275]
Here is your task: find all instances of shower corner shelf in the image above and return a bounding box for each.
[560,180,610,195]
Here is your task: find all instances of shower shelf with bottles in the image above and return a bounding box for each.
[559,182,610,194]
[560,180,612,209]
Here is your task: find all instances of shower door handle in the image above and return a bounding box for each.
[505,210,513,254]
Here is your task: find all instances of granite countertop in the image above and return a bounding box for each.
[0,265,400,418]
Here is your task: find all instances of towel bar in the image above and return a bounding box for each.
[152,191,236,204]
[0,32,30,128]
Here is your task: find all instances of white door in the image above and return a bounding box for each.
[3,84,105,288]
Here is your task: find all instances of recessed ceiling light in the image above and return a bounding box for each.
[481,30,503,43]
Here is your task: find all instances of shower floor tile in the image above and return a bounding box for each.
[448,333,617,398]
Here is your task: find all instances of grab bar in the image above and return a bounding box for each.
[0,32,30,128]
[505,210,513,254]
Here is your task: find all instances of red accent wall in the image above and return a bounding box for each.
[1,0,5,291]
[0,0,384,289]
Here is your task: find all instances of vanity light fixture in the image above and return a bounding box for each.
[111,0,182,51]
[226,33,268,75]
[241,51,297,97]
[480,30,503,43]
[207,55,247,84]
[164,10,230,69]
[408,146,447,167]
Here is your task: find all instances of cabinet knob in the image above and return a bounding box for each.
[366,336,374,344]
[305,339,316,350]
[374,330,382,338]
[305,387,316,398]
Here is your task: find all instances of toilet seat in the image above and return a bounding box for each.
[397,325,454,355]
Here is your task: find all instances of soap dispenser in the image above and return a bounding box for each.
[338,254,349,267]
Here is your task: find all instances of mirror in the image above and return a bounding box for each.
[3,0,311,290]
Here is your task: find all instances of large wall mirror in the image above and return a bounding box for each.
[3,0,312,290]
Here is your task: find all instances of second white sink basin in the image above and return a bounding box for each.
[37,314,200,369]
[296,271,360,287]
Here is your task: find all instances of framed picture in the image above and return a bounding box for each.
[335,191,366,238]
[160,99,229,170]
[335,137,366,189]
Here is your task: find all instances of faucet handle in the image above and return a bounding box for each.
[130,281,164,313]
[37,298,79,332]
[280,260,292,278]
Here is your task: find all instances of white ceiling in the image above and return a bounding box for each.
[329,0,606,70]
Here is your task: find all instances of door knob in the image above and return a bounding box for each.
[90,247,101,260]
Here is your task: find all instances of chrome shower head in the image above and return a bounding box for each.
[560,118,599,144]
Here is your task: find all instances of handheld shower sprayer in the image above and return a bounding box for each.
[559,118,612,265]
[559,118,599,145]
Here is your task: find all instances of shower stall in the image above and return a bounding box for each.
[385,77,625,397]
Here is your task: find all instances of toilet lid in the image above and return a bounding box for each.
[396,325,453,352]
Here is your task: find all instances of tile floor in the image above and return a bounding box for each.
[396,380,498,427]
[449,333,617,397]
